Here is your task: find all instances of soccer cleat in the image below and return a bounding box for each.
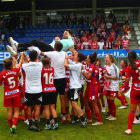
[53,123,59,129]
[133,118,140,124]
[40,114,45,119]
[66,114,71,121]
[109,117,117,121]
[6,45,17,56]
[10,37,18,52]
[27,126,34,130]
[69,119,79,124]
[106,115,113,120]
[10,128,15,133]
[91,121,103,126]
[125,103,129,106]
[61,116,66,124]
[102,107,106,113]
[24,119,29,125]
[87,119,93,123]
[81,121,86,128]
[118,105,127,109]
[12,125,16,133]
[125,129,131,135]
[50,119,55,126]
[34,126,42,132]
[45,124,51,130]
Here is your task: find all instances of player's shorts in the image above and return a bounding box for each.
[106,90,118,97]
[42,92,57,105]
[120,84,130,93]
[80,85,84,93]
[68,88,81,102]
[4,93,21,107]
[84,84,98,100]
[65,79,70,93]
[54,78,66,95]
[130,88,140,104]
[25,93,42,106]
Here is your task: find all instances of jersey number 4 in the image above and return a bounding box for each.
[43,73,53,85]
[8,77,15,89]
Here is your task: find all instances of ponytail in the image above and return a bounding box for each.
[78,52,87,62]
[89,52,97,63]
[128,51,137,70]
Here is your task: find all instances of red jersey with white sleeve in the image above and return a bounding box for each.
[41,66,56,93]
[110,32,116,38]
[122,40,130,48]
[76,43,81,50]
[95,66,101,88]
[88,39,93,44]
[81,36,88,42]
[101,32,107,38]
[100,23,106,29]
[97,28,102,34]
[99,66,104,88]
[120,67,127,84]
[106,41,112,49]
[91,42,98,49]
[81,42,90,49]
[125,60,140,90]
[85,64,97,85]
[0,67,20,99]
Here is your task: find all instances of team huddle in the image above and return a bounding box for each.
[0,29,140,135]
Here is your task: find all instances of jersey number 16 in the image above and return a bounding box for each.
[43,73,53,85]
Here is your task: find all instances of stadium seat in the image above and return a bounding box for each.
[44,37,49,42]
[49,25,53,29]
[41,33,45,38]
[54,25,57,29]
[59,33,63,37]
[68,25,72,29]
[34,37,39,40]
[52,29,56,33]
[27,30,31,33]
[34,26,38,29]
[37,29,41,33]
[78,24,82,28]
[57,29,61,33]
[23,30,26,34]
[7,33,11,38]
[42,29,46,33]
[30,33,35,38]
[32,29,36,33]
[44,25,48,29]
[17,38,22,43]
[51,33,56,37]
[63,25,67,29]
[28,37,33,41]
[22,38,28,42]
[138,23,140,27]
[25,26,29,30]
[138,40,140,45]
[12,30,16,34]
[73,24,77,28]
[46,33,50,37]
[5,42,11,47]
[17,30,20,34]
[83,24,87,28]
[25,34,30,38]
[39,25,43,29]
[47,29,51,33]
[58,25,62,29]
[15,26,19,30]
[49,37,54,42]
[133,23,138,27]
[12,34,16,38]
[35,33,40,37]
[137,36,140,40]
[134,27,139,31]
[30,26,34,30]
[135,31,140,35]
[15,34,20,38]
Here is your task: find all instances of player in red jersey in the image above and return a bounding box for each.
[0,52,24,133]
[124,51,140,135]
[83,52,103,125]
[117,60,129,109]
[96,59,106,113]
[41,56,59,130]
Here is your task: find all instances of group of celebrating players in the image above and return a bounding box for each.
[0,29,140,136]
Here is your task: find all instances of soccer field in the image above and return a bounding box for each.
[0,86,140,140]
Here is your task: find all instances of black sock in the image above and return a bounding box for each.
[136,115,139,120]
[74,115,78,121]
[29,120,32,127]
[81,105,84,109]
[50,115,53,120]
[46,119,50,125]
[80,115,85,122]
[103,105,105,107]
[35,120,39,127]
[63,113,65,116]
[54,118,58,124]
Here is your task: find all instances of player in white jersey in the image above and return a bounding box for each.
[104,54,119,121]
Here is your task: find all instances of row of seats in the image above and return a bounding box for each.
[15,24,88,30]
[133,23,140,27]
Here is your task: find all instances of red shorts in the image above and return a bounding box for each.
[4,93,21,107]
[84,84,98,100]
[130,89,140,104]
[65,79,70,93]
[120,84,130,93]
[106,90,118,97]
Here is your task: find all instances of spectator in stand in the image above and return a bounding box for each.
[112,22,119,35]
[75,35,80,45]
[110,29,116,39]
[67,14,71,24]
[100,28,107,41]
[122,12,130,23]
[93,33,99,42]
[56,34,61,40]
[86,17,90,25]
[100,9,106,20]
[116,34,122,49]
[1,31,6,46]
[100,20,106,30]
[79,16,85,24]
[122,36,130,52]
[105,38,114,50]
[72,35,76,49]
[123,22,130,32]
[108,33,115,46]
[0,39,5,51]
[81,33,88,42]
[19,21,23,37]
[88,36,93,44]
[79,27,84,38]
[40,37,44,42]
[86,31,91,39]
[123,25,131,39]
[122,32,129,40]
[93,15,101,27]
[115,39,121,49]
[91,38,99,51]
[98,38,107,51]
[106,20,112,36]
[81,39,91,50]
[108,11,115,22]
[73,14,77,24]
[97,25,102,38]
[76,40,82,50]
[91,30,95,37]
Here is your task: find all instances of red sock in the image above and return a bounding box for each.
[13,117,18,126]
[97,102,101,113]
[24,108,27,121]
[107,99,111,113]
[89,102,94,113]
[110,100,116,117]
[8,120,13,128]
[85,109,91,120]
[128,111,135,129]
[122,95,128,103]
[65,105,69,114]
[117,96,126,106]
[40,106,44,115]
[95,113,102,122]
